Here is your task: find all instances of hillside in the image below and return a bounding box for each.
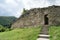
[0,27,40,40]
[0,16,17,28]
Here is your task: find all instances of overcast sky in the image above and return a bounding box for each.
[0,0,60,18]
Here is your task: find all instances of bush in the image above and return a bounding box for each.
[0,25,10,32]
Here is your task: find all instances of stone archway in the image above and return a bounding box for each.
[44,14,49,25]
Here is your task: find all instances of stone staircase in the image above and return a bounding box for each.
[40,25,49,35]
[37,25,50,40]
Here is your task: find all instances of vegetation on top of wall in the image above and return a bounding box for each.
[22,8,28,14]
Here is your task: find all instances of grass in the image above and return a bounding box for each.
[49,26,60,40]
[0,27,41,40]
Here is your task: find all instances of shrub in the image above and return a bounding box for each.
[0,25,10,32]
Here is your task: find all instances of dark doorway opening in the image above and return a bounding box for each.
[44,14,49,25]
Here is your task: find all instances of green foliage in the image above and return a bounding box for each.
[0,25,5,32]
[22,8,27,14]
[0,16,17,28]
[49,26,60,40]
[0,26,41,40]
[0,25,11,32]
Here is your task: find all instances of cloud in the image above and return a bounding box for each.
[21,0,50,9]
[0,0,60,18]
[0,0,24,18]
[55,0,60,5]
[47,0,56,5]
[0,0,5,3]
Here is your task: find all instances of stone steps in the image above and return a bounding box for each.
[37,38,49,40]
[37,25,49,40]
[37,34,50,40]
[40,25,49,34]
[38,34,50,38]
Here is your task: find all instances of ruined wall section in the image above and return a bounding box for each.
[11,6,60,29]
[12,8,44,28]
[48,6,60,26]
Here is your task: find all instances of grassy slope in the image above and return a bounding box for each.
[49,26,60,40]
[0,27,40,40]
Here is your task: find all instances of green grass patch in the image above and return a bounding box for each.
[49,26,60,40]
[0,27,41,40]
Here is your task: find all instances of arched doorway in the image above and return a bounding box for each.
[44,14,49,25]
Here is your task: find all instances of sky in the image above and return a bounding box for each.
[0,0,60,18]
